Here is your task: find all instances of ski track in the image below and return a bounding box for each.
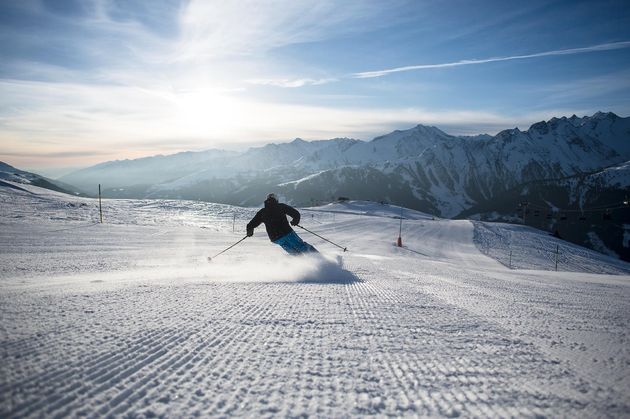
[1,185,630,417]
[2,255,629,417]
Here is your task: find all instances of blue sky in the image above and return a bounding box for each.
[1,0,630,173]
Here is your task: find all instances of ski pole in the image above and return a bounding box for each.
[208,236,248,261]
[296,225,347,252]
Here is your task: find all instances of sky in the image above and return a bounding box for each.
[1,0,630,176]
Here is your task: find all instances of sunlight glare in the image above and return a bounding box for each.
[174,88,243,138]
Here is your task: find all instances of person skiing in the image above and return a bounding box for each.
[246,193,318,255]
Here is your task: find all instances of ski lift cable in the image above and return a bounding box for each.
[523,201,627,213]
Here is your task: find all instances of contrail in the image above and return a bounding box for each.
[352,41,630,79]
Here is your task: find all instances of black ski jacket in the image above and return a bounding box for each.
[247,199,300,242]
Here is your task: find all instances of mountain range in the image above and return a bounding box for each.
[60,112,629,207]
[7,111,630,260]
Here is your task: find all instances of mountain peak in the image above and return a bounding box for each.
[533,112,620,129]
[413,123,445,134]
[592,111,618,120]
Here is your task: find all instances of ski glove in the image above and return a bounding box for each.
[246,227,254,237]
[290,219,299,226]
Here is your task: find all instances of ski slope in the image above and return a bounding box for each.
[1,182,629,417]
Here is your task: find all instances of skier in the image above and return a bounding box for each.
[246,193,318,255]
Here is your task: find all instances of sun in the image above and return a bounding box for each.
[174,88,245,139]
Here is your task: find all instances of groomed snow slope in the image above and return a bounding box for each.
[1,183,629,417]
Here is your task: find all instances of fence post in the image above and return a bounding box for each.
[555,244,559,271]
[509,250,512,269]
[98,184,103,223]
[232,213,236,233]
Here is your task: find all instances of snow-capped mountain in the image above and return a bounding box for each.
[59,149,239,194]
[58,112,630,259]
[0,161,83,195]
[277,112,629,217]
[61,112,629,213]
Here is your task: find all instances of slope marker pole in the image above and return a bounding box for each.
[397,206,403,247]
[98,184,103,223]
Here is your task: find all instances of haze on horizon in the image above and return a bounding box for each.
[1,0,630,176]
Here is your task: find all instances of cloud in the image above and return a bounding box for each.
[174,0,395,62]
[352,41,630,78]
[244,40,630,89]
[0,77,556,154]
[0,150,112,158]
[3,73,607,170]
[245,78,337,88]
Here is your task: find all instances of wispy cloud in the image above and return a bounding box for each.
[1,150,112,158]
[0,78,572,144]
[174,0,396,62]
[246,78,337,88]
[1,73,608,171]
[246,40,630,88]
[352,41,630,78]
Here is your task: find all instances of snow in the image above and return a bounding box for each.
[1,182,630,417]
[472,221,630,274]
[588,160,630,187]
[278,170,328,187]
[304,200,435,220]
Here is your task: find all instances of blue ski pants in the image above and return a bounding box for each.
[273,231,318,255]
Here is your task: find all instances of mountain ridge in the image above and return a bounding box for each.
[0,161,86,196]
[59,112,628,213]
[7,111,630,260]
